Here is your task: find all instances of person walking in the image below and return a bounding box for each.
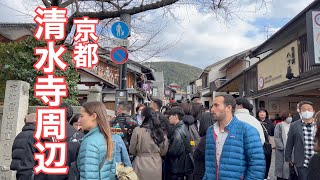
[10,113,37,180]
[203,95,265,180]
[179,102,200,153]
[285,101,316,180]
[132,104,145,125]
[274,112,293,180]
[69,113,81,131]
[77,101,116,180]
[235,97,265,144]
[110,101,137,149]
[165,107,193,180]
[257,108,275,180]
[307,111,320,180]
[112,134,132,167]
[193,112,215,180]
[150,98,173,137]
[129,107,168,180]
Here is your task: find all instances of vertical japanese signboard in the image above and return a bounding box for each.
[307,10,320,66]
[33,6,99,175]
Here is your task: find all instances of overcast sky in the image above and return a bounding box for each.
[0,0,315,68]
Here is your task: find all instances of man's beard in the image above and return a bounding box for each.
[213,111,226,122]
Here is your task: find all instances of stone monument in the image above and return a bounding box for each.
[87,85,102,102]
[0,80,30,180]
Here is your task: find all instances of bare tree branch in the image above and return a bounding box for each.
[65,0,179,36]
[75,0,80,13]
[72,0,179,19]
[106,0,120,9]
[51,0,61,6]
[121,0,134,9]
[42,0,51,8]
[61,0,75,8]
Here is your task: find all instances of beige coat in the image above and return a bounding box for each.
[129,127,168,180]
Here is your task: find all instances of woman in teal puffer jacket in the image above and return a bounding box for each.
[77,101,116,180]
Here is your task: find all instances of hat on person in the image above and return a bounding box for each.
[25,113,36,124]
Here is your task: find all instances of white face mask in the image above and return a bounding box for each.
[137,111,142,115]
[301,111,314,120]
[286,117,293,123]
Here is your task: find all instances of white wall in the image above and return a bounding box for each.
[257,96,320,118]
[208,61,230,82]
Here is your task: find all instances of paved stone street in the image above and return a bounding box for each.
[268,149,276,180]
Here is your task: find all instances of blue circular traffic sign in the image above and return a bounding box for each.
[110,47,129,64]
[111,21,129,39]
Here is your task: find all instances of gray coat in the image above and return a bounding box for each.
[274,122,290,179]
[285,120,305,168]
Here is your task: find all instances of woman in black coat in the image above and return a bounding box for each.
[257,108,275,180]
[193,112,215,180]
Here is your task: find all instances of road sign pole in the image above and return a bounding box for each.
[119,13,131,90]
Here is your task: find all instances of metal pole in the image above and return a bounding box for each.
[119,13,131,90]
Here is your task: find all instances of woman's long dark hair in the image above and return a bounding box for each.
[141,107,165,146]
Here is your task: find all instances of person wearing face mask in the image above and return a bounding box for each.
[285,101,316,180]
[274,112,293,180]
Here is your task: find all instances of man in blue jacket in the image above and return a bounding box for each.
[203,95,265,180]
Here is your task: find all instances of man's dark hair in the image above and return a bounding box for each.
[217,94,236,110]
[170,102,179,108]
[299,101,314,109]
[168,107,185,120]
[191,103,204,119]
[69,113,80,125]
[152,98,163,110]
[179,103,192,115]
[60,102,73,121]
[118,101,131,112]
[235,97,250,110]
[248,103,253,112]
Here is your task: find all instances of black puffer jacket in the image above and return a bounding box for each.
[193,136,206,180]
[166,120,191,174]
[45,123,84,180]
[10,123,36,180]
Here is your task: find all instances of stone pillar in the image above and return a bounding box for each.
[0,80,30,180]
[87,85,102,102]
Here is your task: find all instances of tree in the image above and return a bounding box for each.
[36,0,269,62]
[0,37,79,105]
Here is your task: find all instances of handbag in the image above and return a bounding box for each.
[289,163,298,180]
[116,163,138,180]
[261,123,272,156]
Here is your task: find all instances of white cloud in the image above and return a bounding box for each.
[0,0,316,68]
[147,0,315,68]
[147,5,265,68]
